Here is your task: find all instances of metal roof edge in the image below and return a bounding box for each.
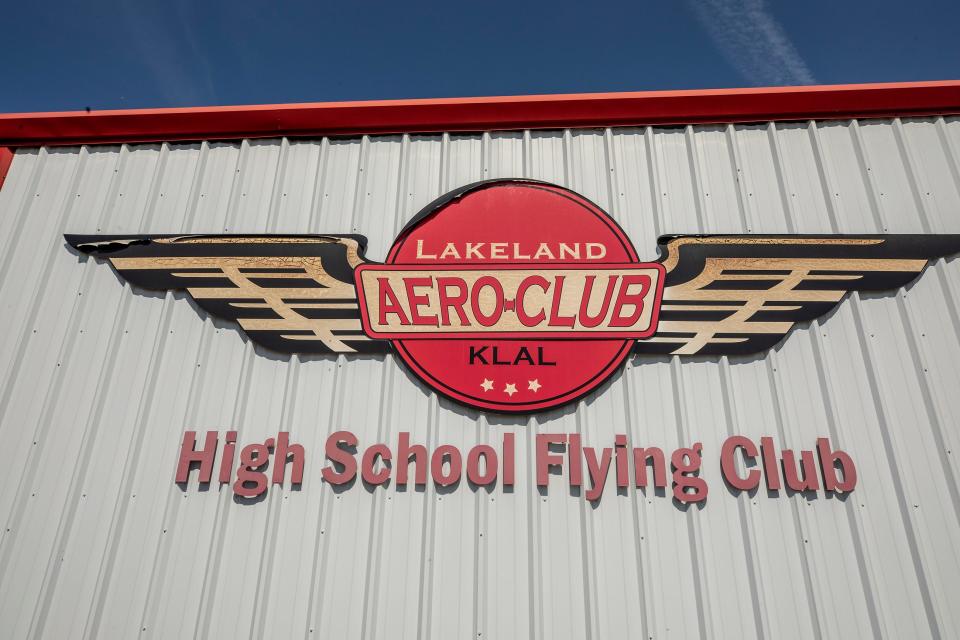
[1,80,959,147]
[0,147,13,189]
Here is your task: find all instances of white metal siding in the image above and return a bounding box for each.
[0,118,959,639]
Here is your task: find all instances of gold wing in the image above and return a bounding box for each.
[637,235,960,356]
[66,234,387,354]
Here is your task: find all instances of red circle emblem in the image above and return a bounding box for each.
[355,180,664,413]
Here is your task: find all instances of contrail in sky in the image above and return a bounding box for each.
[686,0,818,85]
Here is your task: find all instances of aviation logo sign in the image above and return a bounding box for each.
[67,179,960,413]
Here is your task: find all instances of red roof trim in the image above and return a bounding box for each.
[1,81,959,147]
[0,147,13,190]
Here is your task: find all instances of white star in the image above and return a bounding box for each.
[480,378,494,392]
[527,379,542,392]
[504,383,518,397]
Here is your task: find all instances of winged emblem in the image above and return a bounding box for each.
[65,233,960,357]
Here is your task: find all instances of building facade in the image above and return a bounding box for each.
[0,82,959,639]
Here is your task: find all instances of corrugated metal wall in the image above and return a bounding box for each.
[0,117,959,640]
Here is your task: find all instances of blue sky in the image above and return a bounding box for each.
[2,0,958,113]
